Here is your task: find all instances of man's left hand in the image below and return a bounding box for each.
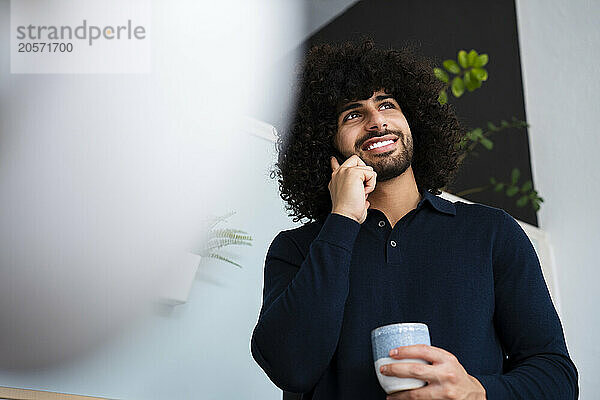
[380,344,486,400]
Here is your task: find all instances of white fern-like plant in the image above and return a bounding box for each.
[197,211,252,268]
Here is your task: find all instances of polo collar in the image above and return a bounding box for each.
[420,188,457,216]
[366,188,456,219]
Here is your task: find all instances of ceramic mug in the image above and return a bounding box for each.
[371,322,431,394]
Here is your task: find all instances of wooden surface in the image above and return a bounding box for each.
[0,387,112,400]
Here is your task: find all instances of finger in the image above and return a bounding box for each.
[389,344,449,364]
[335,165,373,177]
[330,156,340,172]
[380,362,437,381]
[386,385,433,400]
[344,166,373,172]
[341,154,367,168]
[363,170,377,193]
[365,180,376,195]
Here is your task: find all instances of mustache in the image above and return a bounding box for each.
[357,129,402,149]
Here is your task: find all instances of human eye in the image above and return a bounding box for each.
[380,101,395,110]
[343,111,360,122]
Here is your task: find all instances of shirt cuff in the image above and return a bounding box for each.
[314,212,361,252]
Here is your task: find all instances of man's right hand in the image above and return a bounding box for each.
[329,155,377,224]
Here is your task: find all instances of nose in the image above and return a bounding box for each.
[366,110,387,132]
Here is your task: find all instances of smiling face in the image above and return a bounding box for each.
[335,89,414,182]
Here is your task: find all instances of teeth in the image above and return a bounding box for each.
[367,140,394,150]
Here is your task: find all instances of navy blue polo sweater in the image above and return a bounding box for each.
[251,190,578,399]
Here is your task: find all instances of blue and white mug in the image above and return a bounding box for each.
[371,322,431,394]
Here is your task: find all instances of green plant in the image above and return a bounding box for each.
[434,49,542,212]
[197,211,252,268]
[456,117,529,160]
[434,49,489,104]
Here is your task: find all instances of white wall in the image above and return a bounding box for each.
[515,0,600,398]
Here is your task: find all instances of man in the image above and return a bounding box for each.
[251,38,578,399]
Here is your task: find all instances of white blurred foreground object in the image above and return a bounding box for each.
[0,0,303,368]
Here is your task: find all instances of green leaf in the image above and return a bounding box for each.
[458,50,468,68]
[434,67,449,83]
[487,122,498,131]
[517,195,529,207]
[212,228,252,241]
[474,54,489,67]
[494,183,505,192]
[464,71,479,91]
[438,90,448,105]
[490,177,497,184]
[467,50,478,67]
[521,180,532,192]
[451,76,465,97]
[443,59,461,74]
[480,137,493,150]
[205,252,243,268]
[456,139,467,149]
[471,67,488,81]
[506,186,519,197]
[207,210,236,229]
[533,201,540,211]
[511,168,520,184]
[501,119,509,127]
[510,118,528,128]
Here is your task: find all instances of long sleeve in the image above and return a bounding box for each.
[473,210,579,399]
[251,213,361,393]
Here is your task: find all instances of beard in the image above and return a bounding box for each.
[360,129,413,182]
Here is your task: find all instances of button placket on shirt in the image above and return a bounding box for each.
[387,234,400,263]
[386,207,422,264]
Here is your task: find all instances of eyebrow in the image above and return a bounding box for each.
[338,94,396,115]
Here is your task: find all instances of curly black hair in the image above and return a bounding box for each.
[271,37,464,224]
